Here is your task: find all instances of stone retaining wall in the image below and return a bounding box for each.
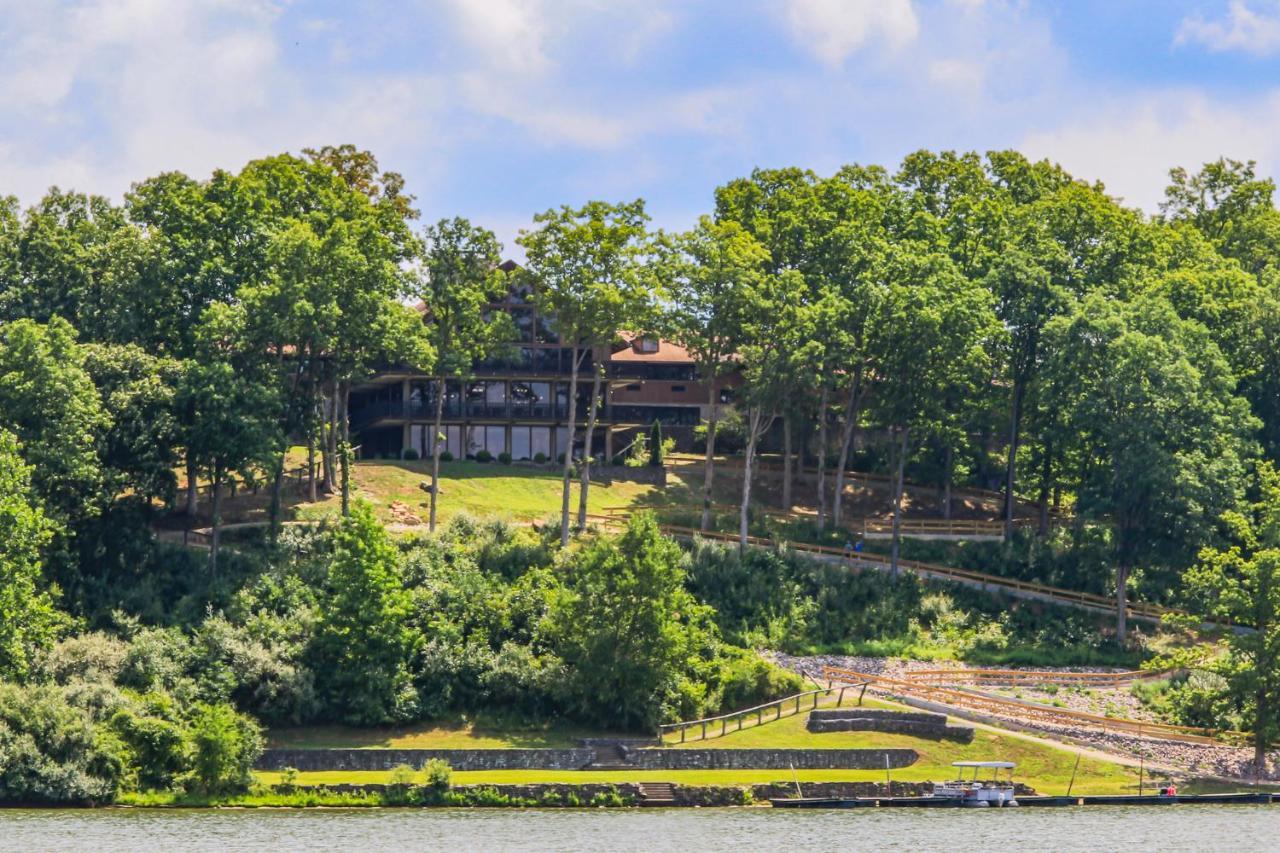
[257,746,917,772]
[258,748,597,772]
[806,709,974,743]
[630,748,917,771]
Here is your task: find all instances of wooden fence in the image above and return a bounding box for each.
[587,513,1173,623]
[657,683,870,743]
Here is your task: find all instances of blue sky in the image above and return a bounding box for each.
[3,0,1280,249]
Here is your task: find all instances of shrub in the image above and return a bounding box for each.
[273,767,300,794]
[475,450,493,463]
[439,450,454,462]
[533,452,547,464]
[419,758,451,791]
[648,421,664,467]
[498,452,512,465]
[402,448,420,461]
[184,702,263,797]
[0,683,126,804]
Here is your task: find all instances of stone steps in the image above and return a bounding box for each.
[638,782,676,806]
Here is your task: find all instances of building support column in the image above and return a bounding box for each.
[604,426,614,463]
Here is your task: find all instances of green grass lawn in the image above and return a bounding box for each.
[268,715,625,750]
[292,459,712,526]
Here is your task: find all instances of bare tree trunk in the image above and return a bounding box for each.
[321,383,337,494]
[891,426,910,575]
[208,470,222,577]
[577,359,604,530]
[1115,562,1129,646]
[942,444,953,521]
[700,374,719,532]
[782,417,793,511]
[268,450,285,545]
[429,376,446,532]
[560,348,582,547]
[1038,440,1052,537]
[1004,382,1024,540]
[816,385,831,532]
[339,382,351,517]
[184,456,199,517]
[306,425,318,503]
[832,372,863,528]
[740,407,762,551]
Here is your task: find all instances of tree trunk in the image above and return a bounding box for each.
[816,385,831,532]
[832,371,863,528]
[184,456,199,517]
[560,348,582,547]
[740,407,764,551]
[942,444,953,521]
[208,470,222,577]
[577,358,605,530]
[306,427,318,503]
[782,416,793,511]
[1037,440,1052,537]
[339,382,351,517]
[321,383,337,494]
[1004,381,1024,540]
[891,426,910,575]
[1115,561,1129,646]
[700,372,718,532]
[268,450,285,546]
[429,376,446,532]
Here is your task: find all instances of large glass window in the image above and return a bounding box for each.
[486,426,506,457]
[531,426,551,459]
[511,427,531,460]
[410,425,426,456]
[446,425,462,457]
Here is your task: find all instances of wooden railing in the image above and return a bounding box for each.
[601,503,1031,539]
[586,513,1173,623]
[821,665,1242,746]
[181,462,311,502]
[896,668,1170,688]
[657,683,870,743]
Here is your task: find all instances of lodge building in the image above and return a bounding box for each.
[349,264,732,461]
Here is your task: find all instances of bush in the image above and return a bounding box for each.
[402,448,420,461]
[533,452,547,464]
[439,450,454,462]
[475,450,493,463]
[0,683,126,804]
[648,421,664,467]
[419,758,451,791]
[498,452,512,465]
[184,703,263,797]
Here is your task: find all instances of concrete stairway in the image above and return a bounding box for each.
[638,782,676,806]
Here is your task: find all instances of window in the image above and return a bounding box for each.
[512,309,535,342]
[486,426,506,457]
[531,426,551,459]
[636,336,659,353]
[511,427,531,460]
[719,388,735,404]
[671,385,686,392]
[626,383,641,391]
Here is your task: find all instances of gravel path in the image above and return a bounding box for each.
[770,652,1280,782]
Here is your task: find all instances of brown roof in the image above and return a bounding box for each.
[612,332,696,364]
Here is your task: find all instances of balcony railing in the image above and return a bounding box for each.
[609,405,700,426]
[349,399,576,429]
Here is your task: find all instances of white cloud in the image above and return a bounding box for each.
[1021,91,1280,210]
[783,0,919,68]
[441,0,554,75]
[1175,1,1280,56]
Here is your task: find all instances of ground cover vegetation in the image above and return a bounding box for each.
[4,147,1280,800]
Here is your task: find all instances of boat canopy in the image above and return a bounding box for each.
[952,761,1016,769]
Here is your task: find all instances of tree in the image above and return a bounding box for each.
[418,218,513,530]
[0,430,64,681]
[1179,462,1280,768]
[549,513,718,729]
[662,218,769,531]
[184,702,263,796]
[868,249,999,572]
[1043,294,1256,642]
[518,200,650,545]
[313,501,419,725]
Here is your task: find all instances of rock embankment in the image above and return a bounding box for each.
[771,653,1280,782]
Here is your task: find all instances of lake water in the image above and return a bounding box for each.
[3,806,1279,852]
